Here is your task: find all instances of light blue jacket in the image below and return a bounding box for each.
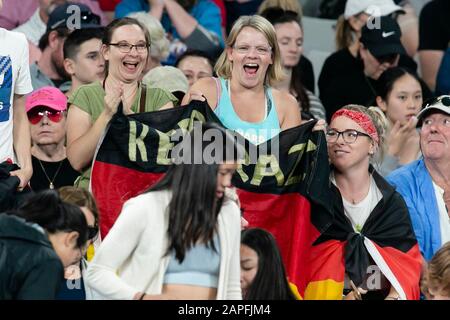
[387,159,442,261]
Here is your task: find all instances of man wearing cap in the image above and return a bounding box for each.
[30,2,101,92]
[26,86,79,191]
[0,0,34,191]
[319,15,424,122]
[387,96,450,261]
[11,0,106,45]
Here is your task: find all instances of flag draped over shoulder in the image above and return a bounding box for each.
[91,101,334,297]
[303,169,423,300]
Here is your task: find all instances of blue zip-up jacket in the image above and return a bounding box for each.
[386,159,442,261]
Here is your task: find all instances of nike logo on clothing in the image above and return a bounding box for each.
[382,31,395,38]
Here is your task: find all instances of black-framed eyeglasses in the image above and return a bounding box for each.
[423,95,450,109]
[108,42,149,53]
[326,128,371,144]
[88,224,99,240]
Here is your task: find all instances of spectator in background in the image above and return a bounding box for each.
[143,66,189,103]
[56,186,100,300]
[260,8,326,121]
[66,18,177,189]
[418,0,450,93]
[240,228,298,300]
[225,0,263,34]
[26,87,79,192]
[127,11,170,75]
[175,49,214,87]
[335,0,404,52]
[421,241,450,300]
[374,67,422,176]
[31,3,102,92]
[63,28,105,98]
[0,190,89,300]
[10,0,106,63]
[387,96,450,261]
[0,0,34,191]
[0,0,106,31]
[115,0,224,65]
[319,16,408,122]
[256,0,316,94]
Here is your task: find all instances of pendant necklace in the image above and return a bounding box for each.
[38,159,63,190]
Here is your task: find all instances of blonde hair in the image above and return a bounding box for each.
[215,15,285,86]
[421,242,450,299]
[257,0,302,16]
[337,105,389,158]
[127,11,170,61]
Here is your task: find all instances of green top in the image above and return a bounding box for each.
[68,81,178,189]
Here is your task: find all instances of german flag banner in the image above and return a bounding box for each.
[302,171,423,300]
[91,101,334,297]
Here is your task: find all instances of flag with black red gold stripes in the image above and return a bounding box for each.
[91,100,334,298]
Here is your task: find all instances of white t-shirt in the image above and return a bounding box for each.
[13,9,45,47]
[432,182,450,245]
[0,28,33,163]
[331,174,383,233]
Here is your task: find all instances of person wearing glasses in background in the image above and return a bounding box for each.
[56,186,100,300]
[183,15,324,146]
[388,96,450,262]
[312,105,421,300]
[67,17,178,189]
[26,87,79,192]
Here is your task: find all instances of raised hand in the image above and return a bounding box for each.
[388,116,418,157]
[104,79,124,117]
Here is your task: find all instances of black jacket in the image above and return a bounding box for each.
[0,214,64,299]
[318,48,430,123]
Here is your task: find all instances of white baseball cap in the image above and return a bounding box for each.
[344,0,404,19]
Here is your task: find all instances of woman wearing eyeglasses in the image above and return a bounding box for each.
[304,105,422,300]
[26,87,80,192]
[67,17,178,189]
[182,15,320,146]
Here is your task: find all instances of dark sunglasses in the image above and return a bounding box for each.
[27,107,64,125]
[88,224,99,240]
[423,95,450,109]
[376,53,398,65]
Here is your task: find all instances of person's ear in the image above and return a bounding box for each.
[368,141,377,156]
[101,43,110,62]
[63,58,75,76]
[48,30,61,50]
[376,96,387,112]
[226,46,233,63]
[64,231,79,249]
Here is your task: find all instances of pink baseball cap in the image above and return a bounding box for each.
[25,86,67,113]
